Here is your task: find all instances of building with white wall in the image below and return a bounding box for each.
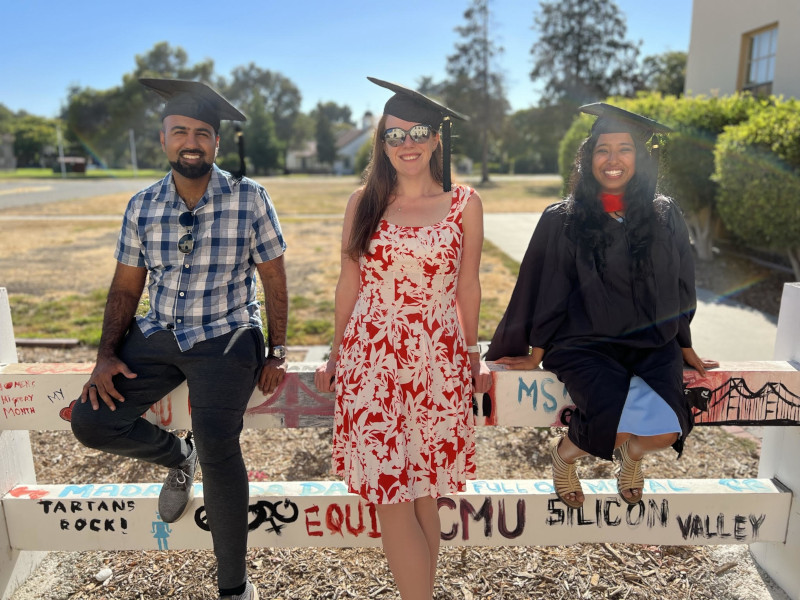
[685,0,800,98]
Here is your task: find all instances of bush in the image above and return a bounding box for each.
[557,113,594,194]
[714,99,800,278]
[659,94,764,259]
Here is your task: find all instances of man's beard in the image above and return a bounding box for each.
[170,154,213,179]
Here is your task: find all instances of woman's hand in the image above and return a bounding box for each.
[681,347,719,377]
[471,359,492,394]
[314,357,337,393]
[493,346,545,371]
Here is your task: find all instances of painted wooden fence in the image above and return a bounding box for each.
[1,360,797,553]
[1,284,800,599]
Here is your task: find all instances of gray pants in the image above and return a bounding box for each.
[71,323,264,591]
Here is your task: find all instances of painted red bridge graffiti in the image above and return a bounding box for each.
[684,370,800,426]
[246,374,334,427]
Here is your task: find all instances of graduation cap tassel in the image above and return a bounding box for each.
[233,125,246,181]
[442,117,452,193]
[650,133,662,186]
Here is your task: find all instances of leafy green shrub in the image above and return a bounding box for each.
[659,94,763,259]
[557,113,594,194]
[714,99,800,278]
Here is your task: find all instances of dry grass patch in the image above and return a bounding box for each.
[1,176,554,344]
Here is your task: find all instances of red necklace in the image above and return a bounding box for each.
[600,193,624,213]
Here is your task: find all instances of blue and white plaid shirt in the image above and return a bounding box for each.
[115,165,286,351]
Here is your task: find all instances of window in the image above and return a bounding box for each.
[740,24,778,96]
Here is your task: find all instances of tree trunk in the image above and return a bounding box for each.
[685,205,715,261]
[787,246,800,281]
[481,128,490,184]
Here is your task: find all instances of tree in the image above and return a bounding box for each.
[63,42,216,169]
[530,0,641,109]
[501,105,573,173]
[220,64,302,166]
[314,102,337,167]
[445,0,509,183]
[12,115,59,167]
[640,51,687,97]
[311,102,354,128]
[0,103,13,134]
[289,113,315,153]
[245,101,281,175]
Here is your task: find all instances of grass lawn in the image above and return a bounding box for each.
[1,175,561,347]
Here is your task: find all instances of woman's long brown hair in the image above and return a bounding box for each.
[346,115,444,259]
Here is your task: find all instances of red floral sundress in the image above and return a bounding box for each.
[333,185,477,504]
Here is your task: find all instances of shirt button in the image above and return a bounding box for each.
[179,292,185,297]
[184,264,190,268]
[177,318,183,324]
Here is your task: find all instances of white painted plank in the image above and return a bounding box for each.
[1,362,799,431]
[3,478,791,551]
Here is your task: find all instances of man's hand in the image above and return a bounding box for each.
[258,357,287,395]
[81,354,138,411]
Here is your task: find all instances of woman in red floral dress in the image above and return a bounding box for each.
[315,78,492,600]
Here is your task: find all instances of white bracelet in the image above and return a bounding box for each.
[466,345,480,354]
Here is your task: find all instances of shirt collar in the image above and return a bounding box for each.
[155,164,235,206]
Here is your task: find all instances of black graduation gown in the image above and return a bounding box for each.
[486,198,697,459]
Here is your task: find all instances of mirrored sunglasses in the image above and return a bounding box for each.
[178,212,194,254]
[383,124,434,147]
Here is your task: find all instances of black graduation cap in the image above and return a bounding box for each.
[368,76,468,192]
[580,102,672,145]
[139,78,247,132]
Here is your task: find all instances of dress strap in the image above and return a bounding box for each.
[446,184,474,223]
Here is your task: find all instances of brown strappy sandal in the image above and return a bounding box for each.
[614,440,644,505]
[550,436,584,509]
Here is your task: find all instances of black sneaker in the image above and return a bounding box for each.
[158,432,198,523]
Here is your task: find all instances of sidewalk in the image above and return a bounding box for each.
[483,212,778,362]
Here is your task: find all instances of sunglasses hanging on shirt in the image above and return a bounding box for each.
[178,211,195,254]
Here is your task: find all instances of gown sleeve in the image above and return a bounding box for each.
[485,203,574,360]
[671,201,696,348]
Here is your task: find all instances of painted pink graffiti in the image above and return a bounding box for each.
[10,485,50,500]
[22,363,95,375]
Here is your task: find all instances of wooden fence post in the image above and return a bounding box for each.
[0,288,44,600]
[753,282,800,600]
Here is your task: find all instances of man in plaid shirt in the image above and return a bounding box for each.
[71,78,286,600]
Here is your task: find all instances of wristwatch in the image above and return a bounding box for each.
[270,345,287,360]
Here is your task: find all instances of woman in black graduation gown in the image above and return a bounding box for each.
[485,103,717,508]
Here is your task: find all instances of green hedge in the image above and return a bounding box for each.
[714,99,800,266]
[660,94,763,215]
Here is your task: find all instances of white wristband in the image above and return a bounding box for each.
[466,345,480,354]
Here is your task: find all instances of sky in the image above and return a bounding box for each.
[1,0,693,122]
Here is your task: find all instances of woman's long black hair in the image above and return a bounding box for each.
[565,131,668,279]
